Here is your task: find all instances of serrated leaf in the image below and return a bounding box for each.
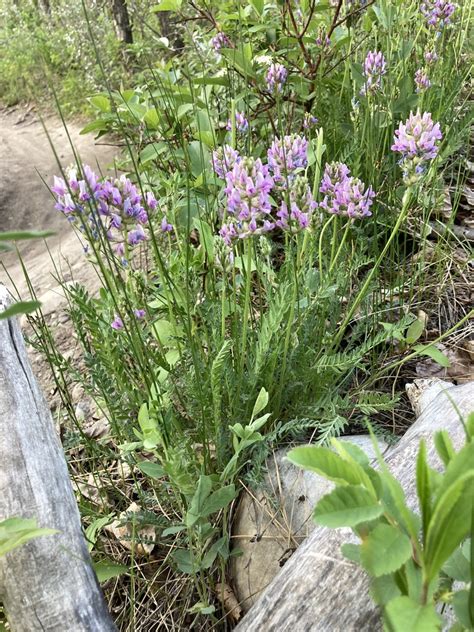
[360,524,412,577]
[370,574,401,605]
[341,542,361,563]
[314,485,383,528]
[385,596,441,631]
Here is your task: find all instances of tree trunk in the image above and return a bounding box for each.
[111,0,133,45]
[235,379,474,632]
[0,285,116,631]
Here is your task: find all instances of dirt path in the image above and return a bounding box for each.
[0,107,116,296]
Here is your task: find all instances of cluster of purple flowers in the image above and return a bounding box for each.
[211,32,232,52]
[391,110,443,183]
[267,134,309,185]
[51,165,172,256]
[424,50,439,64]
[319,162,375,219]
[266,63,288,93]
[226,111,249,134]
[415,68,431,92]
[303,113,318,129]
[361,50,387,96]
[212,134,318,243]
[111,308,146,331]
[420,0,456,30]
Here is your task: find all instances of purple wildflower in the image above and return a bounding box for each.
[424,50,439,64]
[52,176,67,197]
[146,191,157,210]
[134,309,146,319]
[303,113,318,130]
[276,177,317,232]
[211,32,232,52]
[391,110,443,183]
[161,216,173,232]
[211,145,240,179]
[415,68,431,92]
[420,0,456,30]
[226,111,249,134]
[361,50,387,96]
[267,135,309,185]
[319,162,375,219]
[111,315,124,330]
[266,63,288,93]
[127,225,147,245]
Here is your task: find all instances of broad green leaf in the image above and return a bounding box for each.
[0,230,55,241]
[200,485,236,518]
[79,119,109,135]
[85,515,113,551]
[333,440,370,467]
[94,560,128,582]
[413,344,450,367]
[287,446,375,492]
[249,0,264,15]
[341,543,361,563]
[379,467,420,540]
[162,525,186,537]
[406,318,424,344]
[434,431,455,467]
[370,574,401,606]
[140,142,167,164]
[425,471,474,581]
[137,461,165,479]
[0,301,41,320]
[144,108,160,130]
[360,524,412,577]
[434,441,474,500]
[89,95,110,112]
[172,548,195,573]
[443,545,471,582]
[251,388,269,420]
[416,440,431,542]
[452,590,474,630]
[314,485,382,528]
[186,475,213,526]
[0,517,58,557]
[384,596,441,632]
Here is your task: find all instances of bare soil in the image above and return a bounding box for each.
[0,106,116,296]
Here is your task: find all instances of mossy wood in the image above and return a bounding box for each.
[236,380,474,632]
[0,285,116,631]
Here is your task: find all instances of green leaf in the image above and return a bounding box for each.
[0,518,58,557]
[384,596,441,632]
[443,545,471,582]
[186,475,213,526]
[140,142,167,164]
[162,525,186,537]
[172,548,196,573]
[452,590,474,630]
[434,431,455,467]
[152,0,182,11]
[144,108,160,130]
[416,440,431,542]
[341,542,361,564]
[287,446,375,492]
[360,524,412,577]
[0,230,55,241]
[425,471,474,581]
[314,485,383,528]
[249,0,264,15]
[413,344,450,367]
[406,318,424,344]
[379,468,420,540]
[79,119,109,135]
[89,95,110,112]
[94,560,128,582]
[0,301,41,320]
[370,574,401,606]
[334,440,370,467]
[251,387,269,420]
[200,485,236,518]
[137,461,165,479]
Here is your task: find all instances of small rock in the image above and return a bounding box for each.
[71,383,85,403]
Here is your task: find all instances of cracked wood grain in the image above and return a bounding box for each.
[0,285,116,631]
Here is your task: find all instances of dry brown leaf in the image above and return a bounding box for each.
[83,416,110,439]
[72,473,110,508]
[215,582,242,623]
[105,502,155,556]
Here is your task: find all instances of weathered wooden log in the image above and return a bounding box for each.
[236,379,474,632]
[0,285,116,631]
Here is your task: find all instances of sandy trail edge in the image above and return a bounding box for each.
[0,107,117,297]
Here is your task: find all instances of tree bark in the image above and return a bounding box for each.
[235,379,474,632]
[111,0,133,45]
[0,285,116,631]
